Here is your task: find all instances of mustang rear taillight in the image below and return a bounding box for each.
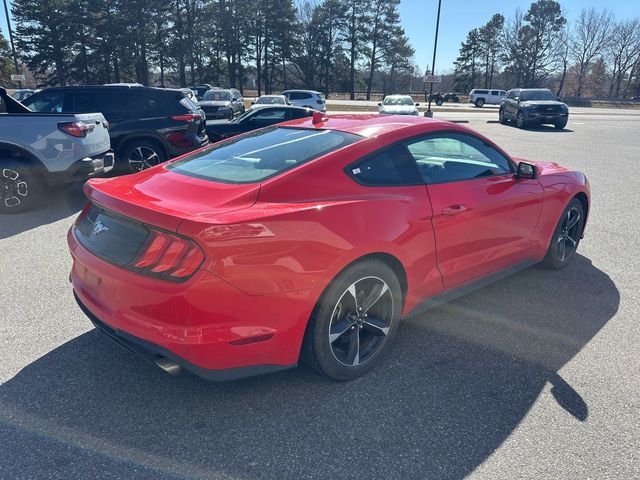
[58,121,95,138]
[130,229,204,281]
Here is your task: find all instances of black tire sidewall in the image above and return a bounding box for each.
[476,99,484,107]
[0,159,43,214]
[516,111,525,128]
[303,259,403,381]
[120,140,166,174]
[542,198,584,269]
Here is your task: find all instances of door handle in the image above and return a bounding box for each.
[441,204,467,216]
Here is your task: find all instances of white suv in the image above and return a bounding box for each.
[469,89,506,107]
[281,90,326,112]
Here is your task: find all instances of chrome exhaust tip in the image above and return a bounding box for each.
[155,357,181,375]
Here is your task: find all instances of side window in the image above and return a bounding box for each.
[405,133,512,184]
[24,91,66,113]
[490,90,500,96]
[348,144,422,187]
[122,93,163,116]
[71,91,98,112]
[476,90,488,95]
[251,108,287,121]
[505,91,514,100]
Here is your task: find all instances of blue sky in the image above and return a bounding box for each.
[399,0,640,74]
[2,1,640,75]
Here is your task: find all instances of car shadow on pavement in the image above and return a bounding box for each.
[0,255,618,480]
[0,183,87,239]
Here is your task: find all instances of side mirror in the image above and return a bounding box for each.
[251,101,255,105]
[516,162,538,179]
[232,97,238,102]
[377,102,382,106]
[415,103,420,106]
[514,96,520,102]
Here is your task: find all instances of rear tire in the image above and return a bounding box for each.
[0,158,43,214]
[542,198,584,269]
[302,259,402,381]
[475,98,485,107]
[120,139,166,174]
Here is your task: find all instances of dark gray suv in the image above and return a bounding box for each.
[500,88,569,129]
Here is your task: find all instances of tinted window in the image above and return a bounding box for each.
[520,89,557,101]
[121,93,164,115]
[167,127,360,184]
[23,91,66,112]
[491,90,500,96]
[406,133,511,184]
[382,96,414,106]
[506,91,516,100]
[474,90,488,95]
[288,92,312,100]
[251,109,287,121]
[348,144,422,187]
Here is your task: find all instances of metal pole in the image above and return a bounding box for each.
[425,0,442,118]
[2,0,21,88]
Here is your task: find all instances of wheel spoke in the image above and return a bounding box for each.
[558,237,567,261]
[361,282,389,313]
[329,320,354,344]
[567,211,580,230]
[346,329,360,366]
[346,284,359,311]
[363,316,390,336]
[566,235,577,247]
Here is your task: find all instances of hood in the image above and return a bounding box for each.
[84,165,260,231]
[379,105,418,114]
[521,100,567,107]
[199,100,231,107]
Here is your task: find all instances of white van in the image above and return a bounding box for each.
[469,89,506,107]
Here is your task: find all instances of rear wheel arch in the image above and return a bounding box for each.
[0,143,47,176]
[118,134,168,159]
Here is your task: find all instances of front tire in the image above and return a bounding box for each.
[302,259,402,381]
[542,198,584,269]
[516,111,526,128]
[436,98,443,106]
[499,108,507,124]
[0,159,43,214]
[555,118,568,129]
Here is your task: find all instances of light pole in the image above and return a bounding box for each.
[425,0,442,118]
[2,0,21,88]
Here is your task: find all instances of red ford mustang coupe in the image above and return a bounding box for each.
[68,114,589,381]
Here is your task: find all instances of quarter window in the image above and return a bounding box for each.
[348,144,422,187]
[405,133,512,184]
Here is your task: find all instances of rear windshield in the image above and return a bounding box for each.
[166,126,361,183]
[520,90,557,101]
[256,96,285,104]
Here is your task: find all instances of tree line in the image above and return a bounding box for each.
[453,0,640,99]
[0,0,416,98]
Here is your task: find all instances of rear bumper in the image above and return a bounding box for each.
[68,227,314,378]
[75,292,294,381]
[48,151,114,185]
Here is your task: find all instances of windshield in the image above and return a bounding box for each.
[382,96,414,106]
[256,96,285,105]
[166,127,361,184]
[520,90,557,101]
[203,90,232,101]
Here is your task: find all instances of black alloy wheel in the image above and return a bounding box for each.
[0,160,42,214]
[516,111,526,128]
[499,108,506,124]
[542,198,584,269]
[302,259,402,380]
[123,141,166,174]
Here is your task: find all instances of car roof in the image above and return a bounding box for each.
[282,89,321,94]
[280,114,452,138]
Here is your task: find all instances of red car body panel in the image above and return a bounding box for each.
[69,115,590,378]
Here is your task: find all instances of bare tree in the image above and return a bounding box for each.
[607,19,640,98]
[570,8,613,97]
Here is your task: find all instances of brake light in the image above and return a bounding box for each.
[58,121,95,138]
[170,113,203,122]
[130,229,204,281]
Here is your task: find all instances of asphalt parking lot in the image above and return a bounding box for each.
[1,109,639,479]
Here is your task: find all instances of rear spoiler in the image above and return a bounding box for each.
[0,86,32,113]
